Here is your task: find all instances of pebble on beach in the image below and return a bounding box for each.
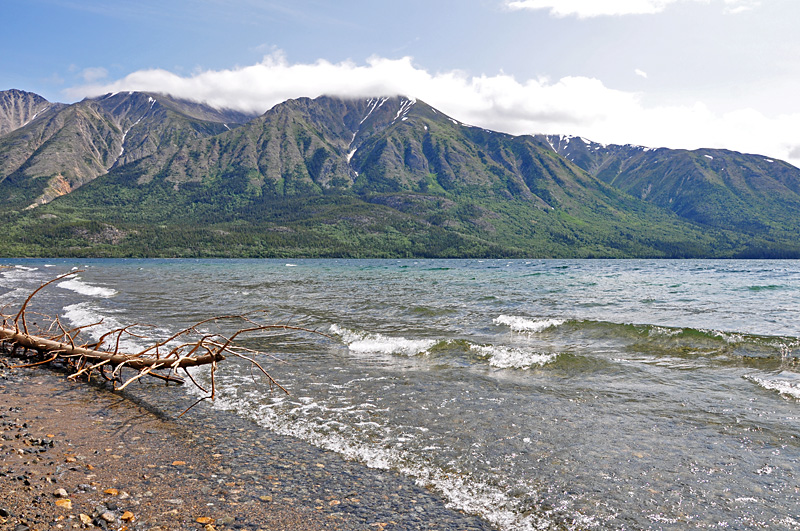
[0,363,493,531]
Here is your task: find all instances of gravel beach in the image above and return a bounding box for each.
[0,362,494,531]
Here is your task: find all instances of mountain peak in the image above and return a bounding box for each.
[3,89,800,259]
[88,91,258,125]
[0,89,57,136]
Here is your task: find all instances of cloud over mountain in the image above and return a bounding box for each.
[65,52,800,167]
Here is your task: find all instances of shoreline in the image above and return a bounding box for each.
[0,363,494,531]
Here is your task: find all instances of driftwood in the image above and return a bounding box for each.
[1,271,328,415]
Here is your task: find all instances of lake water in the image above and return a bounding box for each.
[2,259,799,530]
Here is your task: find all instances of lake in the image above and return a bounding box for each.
[2,259,799,530]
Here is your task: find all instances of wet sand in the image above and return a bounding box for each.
[0,362,493,531]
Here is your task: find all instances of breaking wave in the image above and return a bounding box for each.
[745,372,800,400]
[493,315,565,333]
[57,276,117,298]
[471,344,559,369]
[329,324,437,356]
[62,302,160,352]
[188,369,561,531]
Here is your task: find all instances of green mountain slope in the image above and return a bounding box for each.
[1,93,798,258]
[540,134,800,243]
[0,90,256,210]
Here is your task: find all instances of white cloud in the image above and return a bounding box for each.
[64,53,800,167]
[505,0,673,17]
[635,69,648,79]
[505,0,761,17]
[724,0,761,14]
[81,66,108,83]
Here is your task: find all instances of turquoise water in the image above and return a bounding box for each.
[2,259,799,529]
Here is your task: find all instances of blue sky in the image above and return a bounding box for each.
[4,0,800,165]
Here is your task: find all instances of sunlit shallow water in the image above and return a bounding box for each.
[2,259,799,529]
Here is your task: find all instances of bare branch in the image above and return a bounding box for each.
[0,273,336,415]
[13,271,82,335]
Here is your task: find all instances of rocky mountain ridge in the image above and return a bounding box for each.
[0,90,257,208]
[1,89,799,258]
[0,89,60,136]
[540,134,800,236]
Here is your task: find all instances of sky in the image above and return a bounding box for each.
[3,0,800,165]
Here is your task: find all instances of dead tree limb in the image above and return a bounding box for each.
[0,327,225,369]
[0,272,332,410]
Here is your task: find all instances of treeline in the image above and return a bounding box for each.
[2,168,799,259]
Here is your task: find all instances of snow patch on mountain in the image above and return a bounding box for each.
[114,98,157,167]
[394,97,416,122]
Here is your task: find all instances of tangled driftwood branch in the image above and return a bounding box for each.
[1,271,329,414]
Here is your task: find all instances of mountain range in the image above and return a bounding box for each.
[1,88,799,258]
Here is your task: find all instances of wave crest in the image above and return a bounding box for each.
[493,315,564,333]
[745,372,800,400]
[62,302,151,352]
[57,276,117,298]
[329,324,436,356]
[471,344,559,369]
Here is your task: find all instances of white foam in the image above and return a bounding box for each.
[0,267,47,299]
[1,269,37,283]
[745,372,800,400]
[0,286,32,304]
[62,302,110,330]
[471,344,558,369]
[648,326,682,337]
[57,276,117,298]
[705,328,745,344]
[493,315,564,333]
[184,373,557,531]
[330,324,436,356]
[62,302,149,352]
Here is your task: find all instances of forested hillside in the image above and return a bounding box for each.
[1,90,798,258]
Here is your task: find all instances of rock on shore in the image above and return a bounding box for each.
[0,363,493,531]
